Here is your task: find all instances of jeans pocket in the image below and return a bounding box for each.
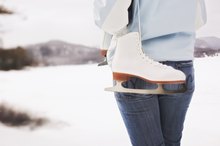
[161,61,195,94]
[114,77,156,101]
[175,61,195,93]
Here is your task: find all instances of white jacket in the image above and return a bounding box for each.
[94,0,207,61]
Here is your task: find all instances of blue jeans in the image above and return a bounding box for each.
[114,61,195,146]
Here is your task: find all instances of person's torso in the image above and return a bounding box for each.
[126,0,206,61]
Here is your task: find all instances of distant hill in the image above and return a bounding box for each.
[1,37,219,70]
[0,41,103,70]
[194,37,220,57]
[23,37,220,65]
[25,40,102,66]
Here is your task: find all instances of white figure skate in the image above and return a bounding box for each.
[98,32,111,66]
[105,32,186,94]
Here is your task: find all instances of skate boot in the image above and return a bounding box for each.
[105,32,186,94]
[98,32,111,66]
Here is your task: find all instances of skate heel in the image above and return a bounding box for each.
[113,72,133,81]
[98,49,108,66]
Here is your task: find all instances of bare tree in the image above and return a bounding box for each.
[0,5,13,14]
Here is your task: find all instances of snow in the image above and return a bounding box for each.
[0,64,130,146]
[0,57,220,146]
[182,56,220,146]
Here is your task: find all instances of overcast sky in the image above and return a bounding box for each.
[0,0,220,48]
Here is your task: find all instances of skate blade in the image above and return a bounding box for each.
[98,58,108,66]
[105,81,186,95]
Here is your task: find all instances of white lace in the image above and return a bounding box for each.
[137,42,170,69]
[136,0,169,70]
[144,55,169,69]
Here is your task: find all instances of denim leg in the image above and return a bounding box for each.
[114,78,165,146]
[159,61,195,146]
[114,61,194,146]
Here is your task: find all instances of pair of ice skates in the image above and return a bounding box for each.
[99,32,186,94]
[97,0,186,94]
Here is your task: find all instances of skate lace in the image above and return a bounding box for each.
[139,50,170,69]
[136,0,169,70]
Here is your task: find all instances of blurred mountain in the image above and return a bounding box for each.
[25,40,102,66]
[1,37,219,70]
[195,37,220,57]
[25,37,220,66]
[24,37,220,66]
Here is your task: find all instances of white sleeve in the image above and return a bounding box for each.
[93,0,132,35]
[196,0,207,30]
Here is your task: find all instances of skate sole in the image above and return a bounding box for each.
[113,72,185,84]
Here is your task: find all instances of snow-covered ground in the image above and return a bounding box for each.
[0,56,220,146]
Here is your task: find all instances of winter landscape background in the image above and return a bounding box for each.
[0,0,220,146]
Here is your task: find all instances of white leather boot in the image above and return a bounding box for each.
[105,32,186,94]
